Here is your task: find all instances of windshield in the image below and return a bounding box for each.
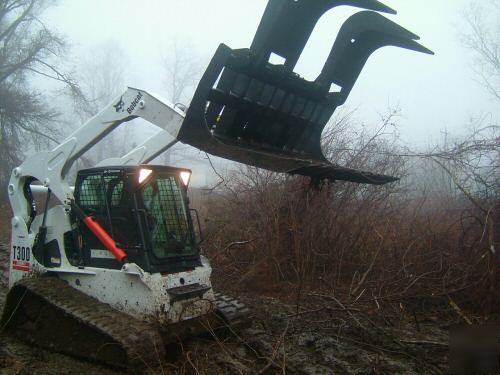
[141,173,195,259]
[77,173,141,251]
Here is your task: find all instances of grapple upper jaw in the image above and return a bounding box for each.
[316,11,435,104]
[178,1,432,185]
[251,0,397,69]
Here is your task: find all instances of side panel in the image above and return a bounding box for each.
[9,220,33,287]
[9,204,215,325]
[10,205,78,288]
[58,256,214,324]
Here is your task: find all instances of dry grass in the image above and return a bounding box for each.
[202,172,497,318]
[199,116,499,319]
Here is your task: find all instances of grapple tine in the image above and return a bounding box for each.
[291,164,399,185]
[251,0,397,69]
[316,11,434,104]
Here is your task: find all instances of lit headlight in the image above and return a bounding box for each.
[138,168,153,184]
[180,171,191,186]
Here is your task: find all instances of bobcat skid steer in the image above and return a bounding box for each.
[1,0,432,370]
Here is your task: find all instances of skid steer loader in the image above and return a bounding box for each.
[1,0,432,370]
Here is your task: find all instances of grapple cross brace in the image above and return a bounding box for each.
[180,0,433,185]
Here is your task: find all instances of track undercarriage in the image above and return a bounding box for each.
[1,276,248,370]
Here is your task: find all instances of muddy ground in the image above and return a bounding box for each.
[0,241,462,374]
[0,207,489,375]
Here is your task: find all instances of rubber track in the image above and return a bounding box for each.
[214,292,250,329]
[2,276,165,370]
[1,276,250,369]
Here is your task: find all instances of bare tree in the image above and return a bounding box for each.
[462,0,500,101]
[73,40,127,120]
[459,0,500,310]
[161,38,204,105]
[159,38,208,170]
[70,40,129,163]
[0,0,79,195]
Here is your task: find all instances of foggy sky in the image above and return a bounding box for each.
[45,0,499,148]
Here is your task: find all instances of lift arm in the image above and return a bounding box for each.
[8,87,184,228]
[96,131,179,167]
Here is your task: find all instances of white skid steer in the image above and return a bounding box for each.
[2,0,432,370]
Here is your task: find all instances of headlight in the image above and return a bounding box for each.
[138,168,153,184]
[180,171,191,186]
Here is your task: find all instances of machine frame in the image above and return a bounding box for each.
[7,87,215,325]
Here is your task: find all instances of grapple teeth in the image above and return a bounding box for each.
[316,11,434,104]
[291,164,399,185]
[178,1,432,185]
[251,0,397,69]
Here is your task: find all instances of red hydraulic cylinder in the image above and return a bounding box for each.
[82,217,128,263]
[71,202,127,263]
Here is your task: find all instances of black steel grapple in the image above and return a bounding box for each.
[180,0,433,184]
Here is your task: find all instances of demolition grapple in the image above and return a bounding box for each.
[179,0,433,184]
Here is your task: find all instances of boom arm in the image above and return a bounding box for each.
[8,87,184,228]
[96,128,182,167]
[97,132,178,166]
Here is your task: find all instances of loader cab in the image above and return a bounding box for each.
[70,165,201,273]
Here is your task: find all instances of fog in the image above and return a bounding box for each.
[45,0,499,148]
[1,2,498,371]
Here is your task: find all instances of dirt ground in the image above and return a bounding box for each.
[0,243,457,375]
[0,208,491,374]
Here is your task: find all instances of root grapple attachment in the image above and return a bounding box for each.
[180,0,433,185]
